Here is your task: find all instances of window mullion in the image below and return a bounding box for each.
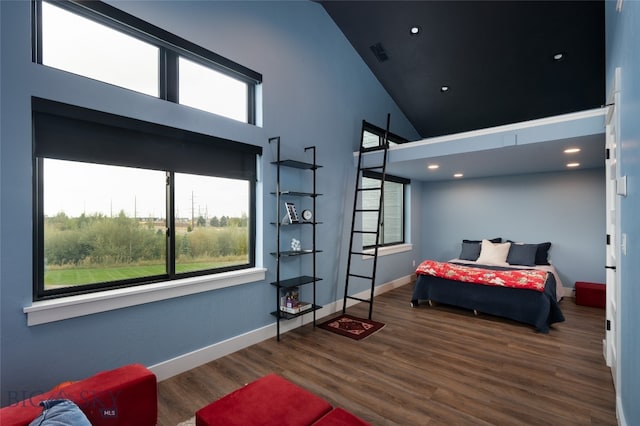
[32,0,43,63]
[161,48,178,103]
[167,172,176,277]
[33,157,45,299]
[247,84,256,125]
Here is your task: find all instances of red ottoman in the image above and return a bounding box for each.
[196,373,332,426]
[0,364,157,426]
[575,282,605,308]
[312,407,371,425]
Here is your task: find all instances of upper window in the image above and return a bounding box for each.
[40,1,159,96]
[34,0,261,124]
[178,57,248,122]
[33,98,261,300]
[361,122,408,149]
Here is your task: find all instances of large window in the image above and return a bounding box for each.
[34,0,260,124]
[33,98,260,300]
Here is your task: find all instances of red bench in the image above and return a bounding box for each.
[196,373,369,426]
[575,281,606,308]
[0,364,157,426]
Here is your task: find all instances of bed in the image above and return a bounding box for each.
[410,239,565,333]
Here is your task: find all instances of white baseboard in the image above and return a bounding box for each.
[618,394,626,426]
[563,286,574,298]
[149,274,414,381]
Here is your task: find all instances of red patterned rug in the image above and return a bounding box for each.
[318,314,385,340]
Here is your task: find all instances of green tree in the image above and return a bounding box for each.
[180,233,192,257]
[239,212,248,227]
[45,228,93,265]
[210,216,219,227]
[47,211,73,231]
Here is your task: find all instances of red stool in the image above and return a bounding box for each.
[312,408,370,425]
[196,373,332,426]
[575,282,605,308]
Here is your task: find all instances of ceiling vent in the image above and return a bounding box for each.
[370,42,389,62]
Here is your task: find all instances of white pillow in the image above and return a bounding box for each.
[476,239,511,266]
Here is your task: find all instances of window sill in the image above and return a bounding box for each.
[362,243,413,259]
[23,267,267,326]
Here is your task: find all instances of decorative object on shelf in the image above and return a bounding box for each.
[281,300,313,314]
[291,238,301,251]
[283,202,299,224]
[281,289,299,308]
[302,209,313,222]
[279,289,312,314]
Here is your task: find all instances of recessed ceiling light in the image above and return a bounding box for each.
[564,148,581,154]
[453,173,464,178]
[553,52,565,61]
[440,86,450,93]
[427,164,439,170]
[567,162,580,168]
[410,26,421,35]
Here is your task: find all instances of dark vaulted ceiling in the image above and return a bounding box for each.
[320,1,605,139]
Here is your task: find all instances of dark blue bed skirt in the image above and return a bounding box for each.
[410,263,565,333]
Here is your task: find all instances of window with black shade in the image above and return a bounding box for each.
[359,121,410,248]
[33,0,260,124]
[33,98,261,300]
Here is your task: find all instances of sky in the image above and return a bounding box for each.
[44,159,249,219]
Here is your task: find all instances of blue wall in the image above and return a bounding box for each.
[420,169,606,291]
[606,1,640,424]
[0,0,420,405]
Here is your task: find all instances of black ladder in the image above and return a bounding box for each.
[342,115,391,319]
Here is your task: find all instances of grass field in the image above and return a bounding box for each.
[44,258,247,288]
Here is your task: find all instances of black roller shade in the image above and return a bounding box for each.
[33,97,262,180]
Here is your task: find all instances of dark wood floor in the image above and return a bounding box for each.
[158,284,617,425]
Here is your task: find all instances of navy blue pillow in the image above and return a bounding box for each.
[459,242,481,260]
[507,243,538,266]
[535,242,552,265]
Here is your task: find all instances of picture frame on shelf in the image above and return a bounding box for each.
[284,202,299,223]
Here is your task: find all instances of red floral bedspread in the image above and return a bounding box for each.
[415,260,548,292]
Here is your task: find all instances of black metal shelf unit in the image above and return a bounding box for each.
[269,137,322,341]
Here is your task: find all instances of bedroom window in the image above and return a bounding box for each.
[359,120,410,249]
[33,98,261,300]
[361,172,409,248]
[33,0,261,124]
